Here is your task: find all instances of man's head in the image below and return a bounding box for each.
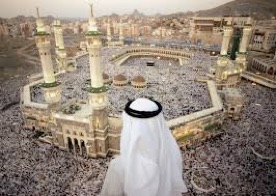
[120,98,167,160]
[124,98,162,118]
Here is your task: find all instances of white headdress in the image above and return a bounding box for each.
[101,98,187,196]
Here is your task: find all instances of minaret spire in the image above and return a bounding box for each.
[90,4,94,18]
[36,7,40,18]
[35,7,46,33]
[88,3,98,32]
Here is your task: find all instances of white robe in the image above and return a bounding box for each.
[101,98,187,196]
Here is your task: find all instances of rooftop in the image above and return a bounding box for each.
[114,74,127,81]
[55,100,92,122]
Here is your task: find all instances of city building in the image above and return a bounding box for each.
[106,18,124,47]
[250,18,276,53]
[249,56,276,77]
[0,22,9,36]
[20,21,32,38]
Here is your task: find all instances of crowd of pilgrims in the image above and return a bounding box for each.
[0,48,275,195]
[31,47,212,120]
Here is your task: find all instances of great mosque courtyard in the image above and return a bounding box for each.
[31,48,211,120]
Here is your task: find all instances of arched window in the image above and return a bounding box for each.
[268,67,273,75]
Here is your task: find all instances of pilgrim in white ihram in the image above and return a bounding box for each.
[101,98,187,196]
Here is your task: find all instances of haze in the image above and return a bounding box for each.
[0,0,233,18]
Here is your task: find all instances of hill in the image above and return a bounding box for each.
[196,0,276,20]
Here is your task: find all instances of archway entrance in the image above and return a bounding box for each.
[67,137,73,152]
[268,67,274,75]
[81,140,87,157]
[74,138,80,154]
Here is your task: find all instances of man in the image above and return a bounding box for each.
[101,98,187,196]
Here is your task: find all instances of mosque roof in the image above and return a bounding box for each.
[85,31,102,36]
[132,75,146,83]
[103,73,109,80]
[114,74,127,81]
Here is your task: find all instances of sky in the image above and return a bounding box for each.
[0,0,234,18]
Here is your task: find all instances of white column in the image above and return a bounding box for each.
[239,25,252,53]
[37,42,55,83]
[53,20,59,48]
[57,28,65,49]
[85,4,104,88]
[220,25,233,56]
[107,19,111,43]
[88,46,103,88]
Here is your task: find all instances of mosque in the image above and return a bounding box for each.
[21,5,248,158]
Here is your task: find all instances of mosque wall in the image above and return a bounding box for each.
[23,107,51,131]
[110,47,192,66]
[172,111,225,146]
[108,135,120,152]
[87,139,97,157]
[91,108,109,130]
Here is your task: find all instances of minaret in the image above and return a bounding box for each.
[86,4,104,90]
[53,19,65,50]
[119,21,124,44]
[85,4,109,157]
[53,20,59,49]
[236,20,252,71]
[35,7,61,105]
[53,19,67,71]
[106,17,112,45]
[216,20,232,84]
[239,25,252,54]
[220,20,233,56]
